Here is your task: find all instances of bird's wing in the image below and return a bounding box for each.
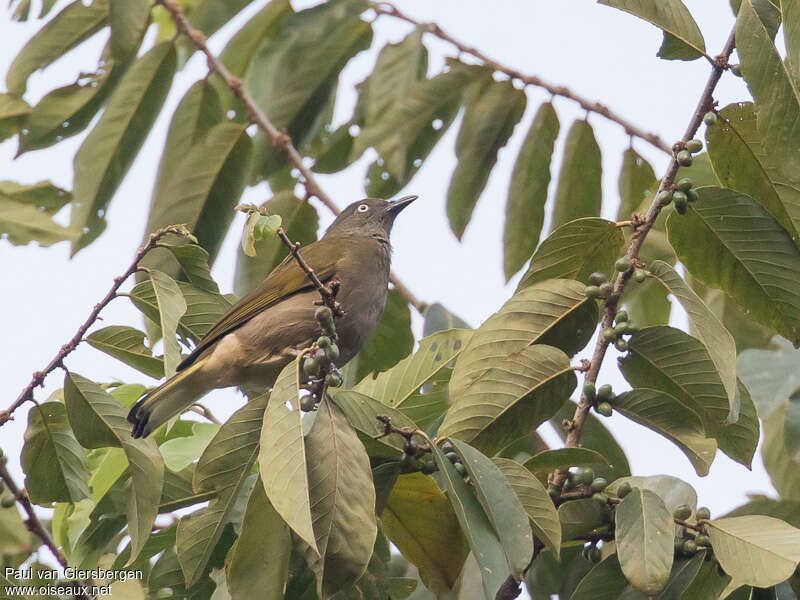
[176,241,341,371]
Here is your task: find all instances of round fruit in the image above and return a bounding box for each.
[703,111,718,126]
[589,272,607,286]
[400,454,420,473]
[657,190,673,206]
[454,462,467,477]
[615,257,633,272]
[686,189,699,203]
[615,310,629,323]
[617,482,632,498]
[585,285,602,299]
[446,451,459,464]
[673,190,688,204]
[614,322,629,336]
[696,507,711,520]
[615,338,629,352]
[694,534,710,546]
[317,335,332,348]
[730,64,742,77]
[597,384,613,400]
[591,477,608,492]
[325,372,343,388]
[592,493,609,507]
[633,269,647,283]
[325,344,340,362]
[315,306,333,321]
[404,439,418,456]
[583,382,596,399]
[677,150,693,166]
[682,540,698,555]
[300,395,317,412]
[0,496,14,509]
[596,401,613,417]
[676,178,693,191]
[599,282,613,298]
[675,199,688,215]
[575,468,594,485]
[686,139,703,153]
[602,328,616,342]
[303,357,320,377]
[421,461,438,475]
[589,546,602,563]
[673,504,692,520]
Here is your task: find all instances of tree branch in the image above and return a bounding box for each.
[154,0,426,314]
[0,225,194,428]
[372,1,673,155]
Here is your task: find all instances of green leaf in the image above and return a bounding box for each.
[355,290,414,381]
[72,42,177,252]
[441,344,576,455]
[620,326,736,438]
[161,243,220,294]
[550,120,602,231]
[64,373,164,562]
[176,393,267,585]
[86,325,164,379]
[707,516,800,588]
[518,218,626,290]
[0,181,65,213]
[606,475,697,515]
[422,303,471,336]
[622,229,675,326]
[647,260,738,415]
[450,440,533,578]
[762,404,800,500]
[330,390,417,455]
[717,380,759,469]
[21,402,90,504]
[786,390,800,462]
[617,148,657,220]
[234,192,318,296]
[0,502,30,554]
[598,0,705,60]
[302,398,378,598]
[615,488,674,594]
[724,496,800,529]
[226,478,291,600]
[503,102,560,279]
[558,498,610,540]
[0,93,30,141]
[667,187,800,346]
[569,554,629,600]
[6,0,109,94]
[426,434,509,599]
[159,423,218,472]
[109,0,148,63]
[706,102,800,244]
[354,329,472,427]
[451,279,597,402]
[523,448,610,475]
[0,194,78,246]
[493,457,561,560]
[677,555,731,600]
[143,121,252,275]
[613,389,716,476]
[446,79,526,239]
[738,337,800,419]
[258,360,316,551]
[145,269,187,378]
[381,472,468,594]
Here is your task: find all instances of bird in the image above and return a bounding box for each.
[128,195,416,438]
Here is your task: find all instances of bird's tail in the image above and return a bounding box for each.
[127,356,212,439]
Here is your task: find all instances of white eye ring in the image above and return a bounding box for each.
[357,204,369,212]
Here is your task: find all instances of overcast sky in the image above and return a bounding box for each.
[0,0,774,576]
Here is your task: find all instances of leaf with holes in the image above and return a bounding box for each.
[550,120,602,232]
[0,195,78,246]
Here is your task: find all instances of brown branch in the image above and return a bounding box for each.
[155,0,425,314]
[372,2,673,155]
[190,403,221,425]
[1,225,194,428]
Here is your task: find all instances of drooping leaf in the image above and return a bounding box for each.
[302,398,377,598]
[381,472,468,595]
[160,243,220,294]
[144,269,186,378]
[606,475,697,515]
[568,554,629,600]
[64,373,164,562]
[550,120,602,231]
[762,404,800,500]
[176,393,267,586]
[738,337,800,419]
[493,457,561,560]
[598,0,706,60]
[667,187,800,346]
[355,290,414,381]
[21,402,91,504]
[617,148,657,220]
[159,423,218,472]
[503,102,560,279]
[6,0,109,94]
[717,380,759,469]
[707,516,800,588]
[72,42,177,252]
[109,0,149,63]
[613,389,717,476]
[441,344,576,455]
[86,326,164,379]
[518,218,625,290]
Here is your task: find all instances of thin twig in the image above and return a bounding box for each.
[190,404,221,425]
[155,0,425,314]
[372,2,673,155]
[1,225,194,428]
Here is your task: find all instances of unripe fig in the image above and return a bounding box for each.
[657,190,673,206]
[686,139,703,153]
[325,372,343,388]
[602,328,616,342]
[686,189,699,203]
[589,546,602,563]
[585,285,602,299]
[615,257,633,272]
[446,451,459,464]
[615,310,629,323]
[325,344,340,362]
[673,504,692,520]
[454,462,467,477]
[400,454,420,473]
[676,178,693,191]
[677,150,693,166]
[596,401,613,417]
[673,190,688,204]
[589,272,607,286]
[633,269,647,283]
[303,357,321,377]
[599,282,614,298]
[617,482,632,498]
[694,534,710,546]
[583,382,596,399]
[696,506,711,520]
[591,477,608,492]
[615,338,629,352]
[317,335,332,348]
[300,395,317,412]
[614,322,629,336]
[703,112,718,126]
[421,460,438,475]
[574,467,594,485]
[675,198,688,215]
[682,539,698,555]
[597,384,613,401]
[0,496,14,509]
[315,306,333,321]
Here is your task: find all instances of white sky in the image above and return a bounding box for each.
[0,0,775,581]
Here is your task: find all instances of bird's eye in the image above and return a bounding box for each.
[357,204,369,213]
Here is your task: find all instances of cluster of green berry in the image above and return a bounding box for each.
[396,436,439,475]
[299,306,344,411]
[583,381,616,417]
[657,174,699,215]
[674,505,712,557]
[601,309,637,352]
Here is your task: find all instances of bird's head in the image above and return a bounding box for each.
[325,195,417,238]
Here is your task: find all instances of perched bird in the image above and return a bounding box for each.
[128,195,416,438]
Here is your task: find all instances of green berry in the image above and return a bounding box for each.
[454,462,467,477]
[673,504,692,520]
[677,150,693,167]
[694,534,710,546]
[325,344,340,362]
[615,338,629,352]
[675,198,688,215]
[315,306,333,321]
[623,322,638,335]
[583,382,596,400]
[696,507,711,520]
[703,112,718,126]
[602,328,616,342]
[303,357,320,377]
[617,482,632,498]
[591,477,608,492]
[574,467,594,485]
[317,335,332,348]
[599,282,614,298]
[673,190,688,204]
[592,492,608,507]
[585,285,602,299]
[633,269,647,283]
[657,190,673,206]
[614,322,629,336]
[404,439,418,456]
[325,372,343,388]
[686,189,699,203]
[730,64,742,77]
[400,454,421,473]
[615,310,629,323]
[589,546,602,563]
[615,257,633,272]
[682,539,698,555]
[686,139,703,153]
[300,395,317,412]
[677,178,693,192]
[589,272,607,286]
[596,401,613,417]
[597,384,613,401]
[446,451,459,464]
[0,496,14,509]
[421,461,438,475]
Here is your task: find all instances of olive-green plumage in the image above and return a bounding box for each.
[128,196,416,438]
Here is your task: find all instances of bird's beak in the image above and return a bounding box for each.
[386,195,417,215]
